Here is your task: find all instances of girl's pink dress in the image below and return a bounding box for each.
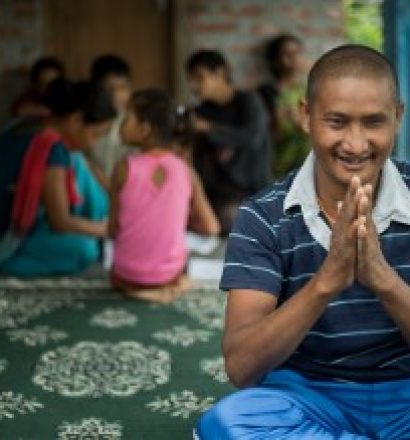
[113,152,192,285]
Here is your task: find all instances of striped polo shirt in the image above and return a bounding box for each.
[220,152,410,382]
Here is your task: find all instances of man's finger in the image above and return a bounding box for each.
[358,194,369,217]
[362,183,373,206]
[343,176,361,221]
[357,223,367,239]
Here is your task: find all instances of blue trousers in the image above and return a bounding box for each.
[0,153,108,277]
[195,369,410,439]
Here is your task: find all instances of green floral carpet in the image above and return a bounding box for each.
[0,276,233,439]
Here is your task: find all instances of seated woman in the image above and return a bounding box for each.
[0,78,116,277]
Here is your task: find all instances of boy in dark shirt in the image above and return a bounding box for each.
[186,50,272,235]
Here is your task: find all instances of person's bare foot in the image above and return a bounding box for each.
[167,275,194,301]
[123,276,195,304]
[124,287,175,304]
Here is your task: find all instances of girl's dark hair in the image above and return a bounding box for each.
[91,54,131,82]
[30,56,65,83]
[130,88,193,145]
[43,78,117,123]
[265,34,302,62]
[265,33,302,77]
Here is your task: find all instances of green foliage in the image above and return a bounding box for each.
[344,0,383,49]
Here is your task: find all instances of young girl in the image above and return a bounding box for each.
[109,88,220,302]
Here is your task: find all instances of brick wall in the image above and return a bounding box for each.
[0,0,45,125]
[173,0,345,103]
[0,0,345,125]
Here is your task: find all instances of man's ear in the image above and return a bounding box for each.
[395,101,405,132]
[299,98,310,135]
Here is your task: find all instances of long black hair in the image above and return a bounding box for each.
[129,88,193,146]
[43,78,117,123]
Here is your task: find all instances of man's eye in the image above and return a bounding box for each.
[364,119,385,127]
[327,119,345,128]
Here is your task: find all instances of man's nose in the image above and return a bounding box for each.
[343,124,369,154]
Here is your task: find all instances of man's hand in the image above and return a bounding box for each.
[316,176,362,295]
[356,184,396,293]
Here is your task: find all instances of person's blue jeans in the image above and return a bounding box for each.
[195,369,410,439]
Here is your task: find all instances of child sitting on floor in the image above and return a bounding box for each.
[109,88,220,302]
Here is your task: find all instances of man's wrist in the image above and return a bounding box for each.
[372,263,400,298]
[310,271,341,301]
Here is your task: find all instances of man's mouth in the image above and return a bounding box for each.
[334,153,373,170]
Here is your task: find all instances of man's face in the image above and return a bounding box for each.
[189,66,226,101]
[102,74,132,113]
[301,75,403,188]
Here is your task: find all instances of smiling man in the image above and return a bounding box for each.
[194,45,410,439]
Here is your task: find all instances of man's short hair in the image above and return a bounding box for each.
[91,54,131,82]
[307,44,399,105]
[185,49,228,74]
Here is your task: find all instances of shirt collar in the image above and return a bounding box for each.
[283,151,410,250]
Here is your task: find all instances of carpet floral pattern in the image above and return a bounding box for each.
[0,277,233,439]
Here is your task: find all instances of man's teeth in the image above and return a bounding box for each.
[337,155,370,164]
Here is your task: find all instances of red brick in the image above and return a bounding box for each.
[324,26,343,38]
[281,6,315,21]
[250,23,279,36]
[299,8,315,20]
[220,4,264,17]
[230,43,257,54]
[297,25,323,37]
[325,7,342,19]
[193,21,237,33]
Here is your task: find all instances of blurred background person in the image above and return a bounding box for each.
[110,88,219,302]
[87,54,133,186]
[258,34,309,178]
[11,56,65,118]
[186,49,272,236]
[0,78,116,277]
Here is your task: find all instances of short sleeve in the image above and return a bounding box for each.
[46,142,70,168]
[219,199,283,296]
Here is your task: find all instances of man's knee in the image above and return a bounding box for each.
[195,388,305,439]
[195,392,240,439]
